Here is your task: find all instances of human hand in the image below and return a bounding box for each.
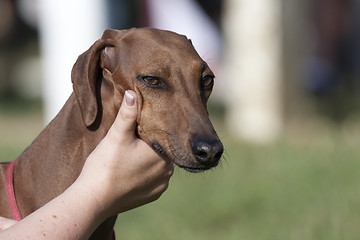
[76,90,174,220]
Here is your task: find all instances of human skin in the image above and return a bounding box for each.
[0,90,174,239]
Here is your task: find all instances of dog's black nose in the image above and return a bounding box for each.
[191,138,223,166]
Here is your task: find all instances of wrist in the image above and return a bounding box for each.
[70,176,114,223]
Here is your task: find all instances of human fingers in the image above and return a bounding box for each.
[113,158,174,214]
[107,90,138,143]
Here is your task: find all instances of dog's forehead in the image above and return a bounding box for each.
[111,28,206,72]
[119,28,199,57]
[130,28,189,44]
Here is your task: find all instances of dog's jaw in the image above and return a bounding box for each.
[178,164,219,173]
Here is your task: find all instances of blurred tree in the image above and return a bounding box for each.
[0,0,38,99]
[308,0,360,121]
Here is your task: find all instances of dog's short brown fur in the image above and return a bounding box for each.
[0,28,223,239]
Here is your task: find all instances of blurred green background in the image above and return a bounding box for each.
[114,114,360,240]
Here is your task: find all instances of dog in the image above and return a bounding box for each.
[0,28,223,239]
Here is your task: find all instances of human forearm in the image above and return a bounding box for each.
[0,181,105,240]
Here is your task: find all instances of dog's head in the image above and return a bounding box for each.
[72,28,223,173]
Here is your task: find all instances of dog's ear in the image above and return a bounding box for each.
[71,40,109,127]
[71,29,130,127]
[100,29,132,78]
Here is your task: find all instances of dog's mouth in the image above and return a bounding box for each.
[150,141,168,158]
[150,141,219,173]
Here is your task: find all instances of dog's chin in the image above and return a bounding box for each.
[177,159,219,173]
[178,165,214,173]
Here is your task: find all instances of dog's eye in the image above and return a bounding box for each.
[138,75,166,89]
[142,76,161,86]
[201,75,214,89]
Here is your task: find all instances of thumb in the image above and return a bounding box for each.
[107,90,138,142]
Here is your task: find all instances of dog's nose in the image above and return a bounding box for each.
[191,138,223,165]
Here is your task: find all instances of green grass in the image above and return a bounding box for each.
[2,106,360,239]
[114,136,360,240]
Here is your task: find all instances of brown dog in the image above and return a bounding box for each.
[0,28,223,239]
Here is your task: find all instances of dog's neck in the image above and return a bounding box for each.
[13,92,119,239]
[15,92,116,214]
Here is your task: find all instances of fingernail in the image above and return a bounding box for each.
[125,91,135,106]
